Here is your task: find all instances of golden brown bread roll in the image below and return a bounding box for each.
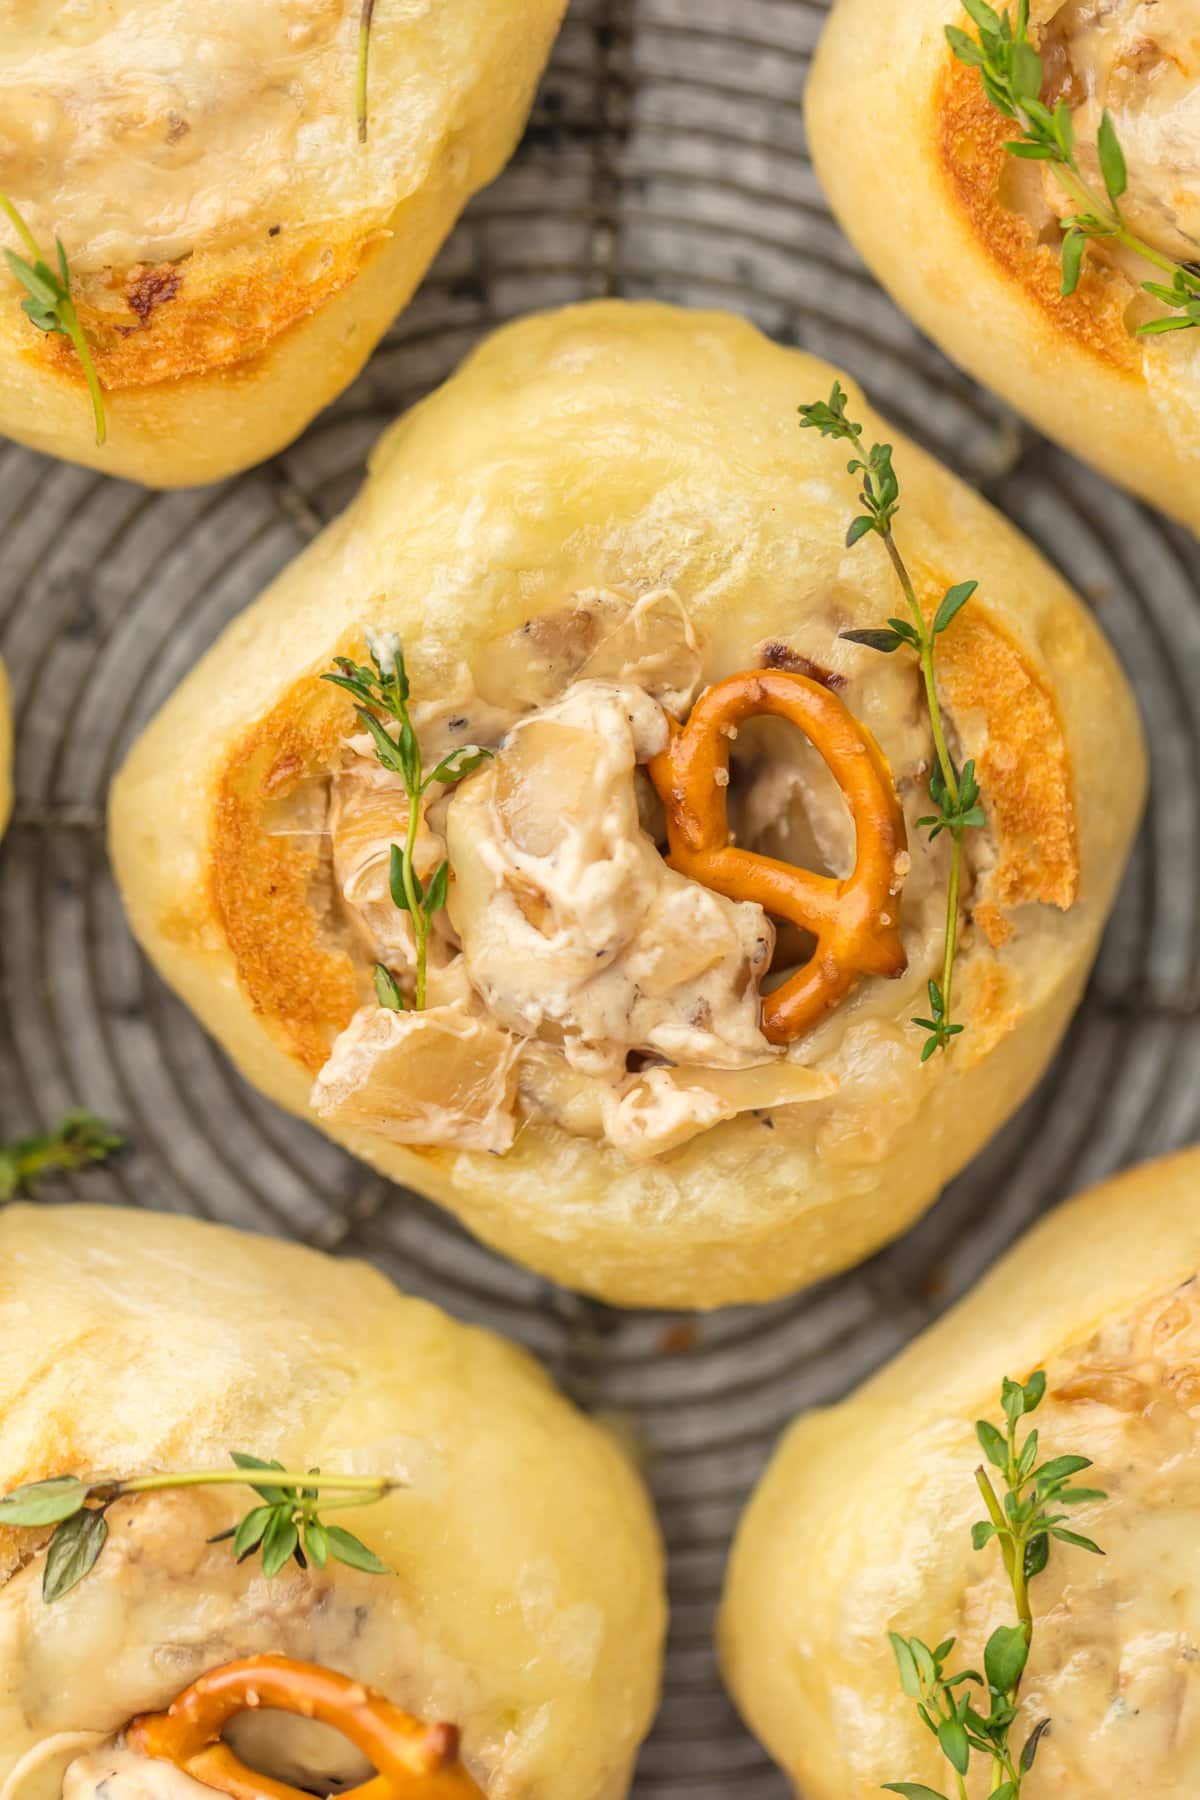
[109,300,1145,1308]
[0,1204,665,1800]
[720,1148,1200,1798]
[807,0,1200,533]
[0,1,566,485]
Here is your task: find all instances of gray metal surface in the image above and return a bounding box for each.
[1,1,1198,1793]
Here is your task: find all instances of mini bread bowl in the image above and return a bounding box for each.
[720,1147,1200,1798]
[108,300,1146,1309]
[807,0,1200,534]
[0,0,567,486]
[0,1203,665,1800]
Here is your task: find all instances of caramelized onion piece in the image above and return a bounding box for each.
[3,1734,111,1800]
[494,720,597,858]
[313,1005,520,1154]
[518,1044,837,1160]
[607,1062,837,1160]
[475,589,703,717]
[330,759,449,971]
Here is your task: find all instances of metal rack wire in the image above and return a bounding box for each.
[1,2,1197,1793]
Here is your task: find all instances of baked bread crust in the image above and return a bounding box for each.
[109,301,1146,1308]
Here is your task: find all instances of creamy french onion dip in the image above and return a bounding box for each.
[1039,0,1200,260]
[0,1,440,273]
[2,1738,211,1800]
[961,1277,1200,1792]
[62,1749,212,1800]
[309,588,957,1163]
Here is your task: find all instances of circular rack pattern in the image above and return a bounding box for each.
[1,2,1199,1795]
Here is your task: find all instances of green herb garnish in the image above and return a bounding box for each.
[883,1371,1105,1799]
[949,0,1200,335]
[0,1459,398,1604]
[799,384,985,1060]
[0,193,107,444]
[323,634,491,1010]
[0,1110,122,1201]
[357,0,378,143]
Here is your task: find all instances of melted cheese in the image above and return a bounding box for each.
[1042,0,1200,259]
[0,0,475,272]
[960,1278,1200,1793]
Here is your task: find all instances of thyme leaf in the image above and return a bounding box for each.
[323,634,492,1010]
[0,1110,122,1201]
[948,2,1200,335]
[883,1372,1104,1796]
[0,1462,399,1604]
[0,193,107,444]
[44,1509,109,1605]
[374,962,407,1012]
[799,383,985,1058]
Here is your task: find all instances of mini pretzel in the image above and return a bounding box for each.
[127,1656,483,1800]
[648,669,908,1043]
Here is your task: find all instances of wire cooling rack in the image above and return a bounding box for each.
[1,2,1198,1793]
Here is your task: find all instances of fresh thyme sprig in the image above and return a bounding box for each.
[949,0,1200,335]
[323,634,491,1010]
[799,384,985,1060]
[0,193,107,444]
[357,0,378,143]
[0,1110,122,1201]
[0,1458,398,1605]
[884,1371,1105,1800]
